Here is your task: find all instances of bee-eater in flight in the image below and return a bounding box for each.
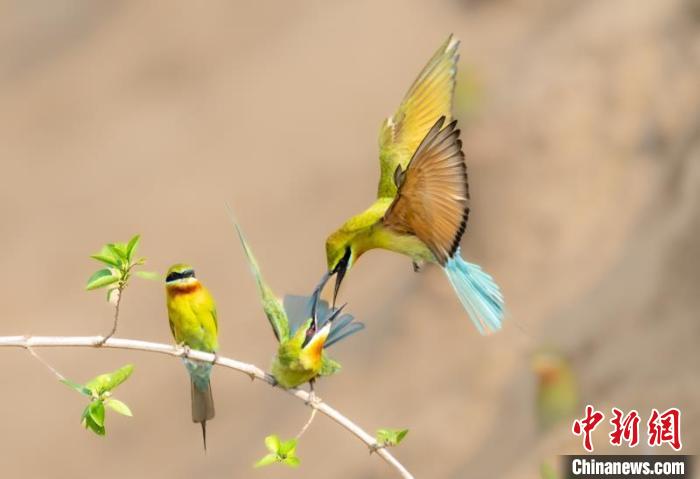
[323,35,504,335]
[165,264,218,451]
[233,221,364,392]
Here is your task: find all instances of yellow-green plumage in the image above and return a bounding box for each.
[233,222,349,389]
[165,263,218,450]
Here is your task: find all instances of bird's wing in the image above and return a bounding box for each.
[382,116,469,265]
[233,221,289,342]
[377,35,459,199]
[324,313,365,348]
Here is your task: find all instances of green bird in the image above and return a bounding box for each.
[323,35,504,334]
[532,349,579,432]
[165,263,218,450]
[233,222,364,392]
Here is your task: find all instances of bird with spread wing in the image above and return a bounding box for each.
[233,221,364,395]
[323,35,504,335]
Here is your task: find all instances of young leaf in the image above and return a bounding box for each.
[283,456,300,468]
[60,378,92,397]
[278,438,297,456]
[135,270,160,281]
[85,364,134,395]
[253,453,279,468]
[86,269,119,291]
[87,401,105,428]
[90,251,122,268]
[125,235,140,262]
[264,434,281,453]
[82,407,106,436]
[105,398,133,416]
[106,243,128,263]
[376,428,409,447]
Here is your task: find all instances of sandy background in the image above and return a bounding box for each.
[1,1,698,478]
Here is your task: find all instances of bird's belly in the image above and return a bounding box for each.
[370,226,436,263]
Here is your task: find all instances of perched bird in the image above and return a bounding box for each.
[233,222,364,392]
[532,349,579,432]
[165,264,218,450]
[323,35,504,334]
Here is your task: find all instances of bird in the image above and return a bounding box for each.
[532,349,578,432]
[233,221,364,394]
[165,263,218,451]
[323,34,504,334]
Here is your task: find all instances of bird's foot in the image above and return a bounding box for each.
[305,390,318,406]
[210,352,219,365]
[412,261,423,273]
[269,375,278,386]
[179,344,191,357]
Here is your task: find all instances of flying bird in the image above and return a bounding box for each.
[165,263,218,450]
[323,35,504,334]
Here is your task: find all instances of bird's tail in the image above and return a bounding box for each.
[443,248,504,335]
[191,380,215,451]
[185,358,215,451]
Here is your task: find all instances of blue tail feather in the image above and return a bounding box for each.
[443,248,504,334]
[183,358,213,391]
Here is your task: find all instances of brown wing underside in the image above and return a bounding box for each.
[382,116,470,265]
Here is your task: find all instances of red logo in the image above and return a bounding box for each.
[572,406,682,452]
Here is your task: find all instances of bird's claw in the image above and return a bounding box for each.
[179,344,191,357]
[210,352,219,365]
[369,443,385,455]
[412,261,422,273]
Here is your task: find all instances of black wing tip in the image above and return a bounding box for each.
[448,207,470,259]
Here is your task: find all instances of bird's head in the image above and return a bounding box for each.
[165,263,200,292]
[324,230,359,306]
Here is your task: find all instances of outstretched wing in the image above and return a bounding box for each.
[232,219,289,342]
[382,116,469,265]
[377,35,459,199]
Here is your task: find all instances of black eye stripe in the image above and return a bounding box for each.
[165,270,195,283]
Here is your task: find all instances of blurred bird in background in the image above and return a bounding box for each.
[165,264,218,451]
[532,348,579,432]
[323,35,504,335]
[233,221,364,394]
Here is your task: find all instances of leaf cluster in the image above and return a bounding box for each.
[254,435,300,469]
[61,364,134,436]
[86,235,158,300]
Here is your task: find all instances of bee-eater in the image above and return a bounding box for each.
[165,264,218,450]
[324,35,504,334]
[532,349,578,431]
[233,222,363,391]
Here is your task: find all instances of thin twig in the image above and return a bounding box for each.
[0,335,414,479]
[295,408,318,440]
[99,285,124,345]
[26,345,66,381]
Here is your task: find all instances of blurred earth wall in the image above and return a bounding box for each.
[0,1,698,478]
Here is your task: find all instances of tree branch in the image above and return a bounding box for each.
[0,335,414,479]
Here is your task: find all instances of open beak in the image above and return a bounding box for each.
[331,259,348,308]
[310,270,331,325]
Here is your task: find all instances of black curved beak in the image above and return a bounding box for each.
[331,248,352,308]
[310,270,331,326]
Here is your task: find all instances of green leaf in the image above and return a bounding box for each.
[253,453,279,468]
[106,243,128,262]
[85,364,134,395]
[125,235,140,262]
[105,398,132,416]
[283,456,300,468]
[88,401,105,427]
[135,270,159,281]
[279,438,297,456]
[264,434,281,453]
[81,406,106,436]
[86,269,119,291]
[90,251,122,268]
[60,378,92,397]
[376,428,409,447]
